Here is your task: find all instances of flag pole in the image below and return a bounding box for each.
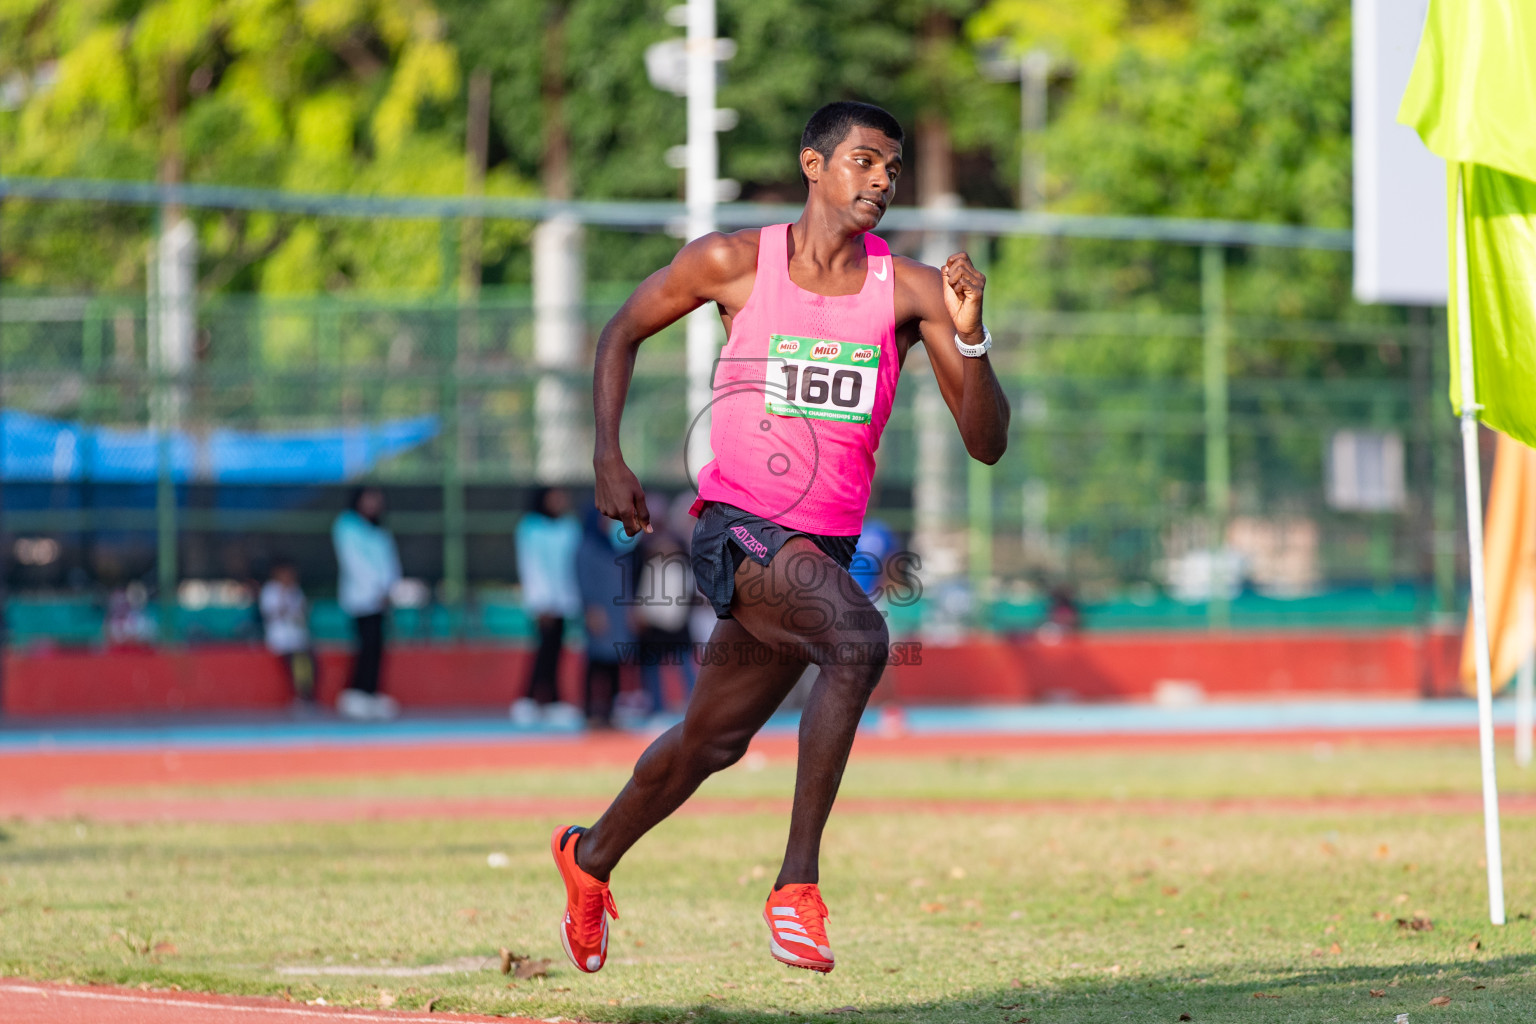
[1455,165,1507,925]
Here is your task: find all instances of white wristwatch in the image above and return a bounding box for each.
[954,325,992,358]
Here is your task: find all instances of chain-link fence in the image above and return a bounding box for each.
[0,179,1472,644]
[0,282,1467,645]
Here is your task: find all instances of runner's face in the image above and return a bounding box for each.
[807,126,902,230]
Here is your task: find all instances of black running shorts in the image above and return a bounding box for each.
[691,501,858,619]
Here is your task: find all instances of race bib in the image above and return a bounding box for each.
[765,335,881,424]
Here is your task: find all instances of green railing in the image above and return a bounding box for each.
[0,176,1466,644]
[0,286,1464,646]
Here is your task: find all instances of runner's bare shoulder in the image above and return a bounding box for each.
[676,228,760,287]
[667,228,760,310]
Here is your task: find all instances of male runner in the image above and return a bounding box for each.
[551,101,1010,975]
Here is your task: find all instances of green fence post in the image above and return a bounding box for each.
[1147,381,1167,580]
[441,359,466,639]
[439,220,459,297]
[1409,307,1433,625]
[1369,393,1395,595]
[439,219,466,637]
[1430,306,1457,619]
[1201,244,1230,630]
[83,299,104,377]
[80,299,105,566]
[968,458,994,611]
[156,390,178,642]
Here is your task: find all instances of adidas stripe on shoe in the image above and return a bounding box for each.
[763,882,835,973]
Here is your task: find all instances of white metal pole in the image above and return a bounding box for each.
[684,0,719,477]
[1518,583,1535,767]
[1455,166,1506,925]
[533,214,587,483]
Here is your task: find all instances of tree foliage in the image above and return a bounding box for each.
[433,0,1018,283]
[979,0,1355,328]
[0,0,1364,306]
[1,0,530,293]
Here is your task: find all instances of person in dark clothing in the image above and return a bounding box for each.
[635,525,699,716]
[575,508,640,729]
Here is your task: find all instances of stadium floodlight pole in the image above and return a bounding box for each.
[1454,167,1506,926]
[684,0,720,476]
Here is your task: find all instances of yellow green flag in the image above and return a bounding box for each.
[1398,0,1536,182]
[1399,0,1536,448]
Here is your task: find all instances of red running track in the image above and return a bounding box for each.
[0,727,1496,806]
[0,727,1515,823]
[3,791,1535,824]
[0,979,541,1024]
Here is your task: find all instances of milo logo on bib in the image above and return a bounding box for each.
[766,334,882,425]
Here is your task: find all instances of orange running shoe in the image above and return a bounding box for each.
[763,883,835,972]
[551,825,619,973]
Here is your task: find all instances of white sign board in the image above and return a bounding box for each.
[1326,429,1406,512]
[1353,0,1446,305]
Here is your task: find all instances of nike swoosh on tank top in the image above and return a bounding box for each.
[693,224,900,536]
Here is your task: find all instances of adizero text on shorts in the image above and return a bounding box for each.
[690,501,857,619]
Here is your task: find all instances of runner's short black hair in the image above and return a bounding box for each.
[800,101,904,187]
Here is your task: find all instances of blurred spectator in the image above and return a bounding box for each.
[510,487,583,727]
[635,524,698,718]
[105,581,156,647]
[1037,583,1082,645]
[576,508,641,729]
[332,486,401,720]
[260,558,317,708]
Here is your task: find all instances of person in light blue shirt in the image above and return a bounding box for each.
[332,486,401,719]
[511,487,583,726]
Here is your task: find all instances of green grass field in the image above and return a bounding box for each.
[5,743,1536,1022]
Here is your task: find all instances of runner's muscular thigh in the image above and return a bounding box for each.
[676,617,807,739]
[728,537,888,653]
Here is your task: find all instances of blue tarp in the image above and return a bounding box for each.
[0,410,439,483]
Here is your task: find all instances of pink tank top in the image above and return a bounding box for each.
[693,224,899,536]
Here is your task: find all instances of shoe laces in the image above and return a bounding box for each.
[784,884,829,936]
[574,881,619,946]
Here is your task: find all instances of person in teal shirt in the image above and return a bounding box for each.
[511,487,583,726]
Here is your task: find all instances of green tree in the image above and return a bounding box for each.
[970,0,1412,584]
[1,0,530,294]
[976,0,1354,325]
[439,0,1017,283]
